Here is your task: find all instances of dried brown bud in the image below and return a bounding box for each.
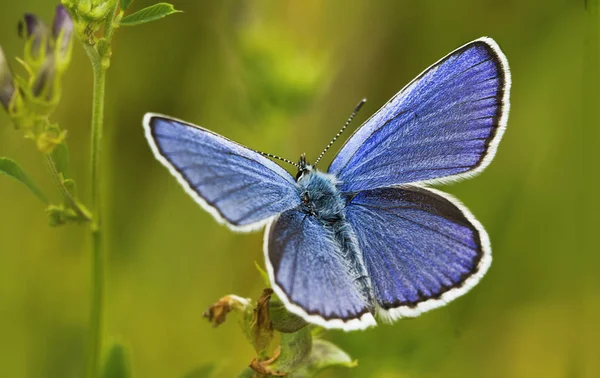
[203,294,250,328]
[249,349,286,377]
[250,288,275,354]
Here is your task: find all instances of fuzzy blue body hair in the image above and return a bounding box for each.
[296,170,374,306]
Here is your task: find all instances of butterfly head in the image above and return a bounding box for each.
[296,167,345,220]
[296,153,313,181]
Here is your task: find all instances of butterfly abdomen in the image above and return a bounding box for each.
[296,170,375,309]
[330,218,375,309]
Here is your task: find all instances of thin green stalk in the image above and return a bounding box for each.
[80,3,119,377]
[44,154,92,221]
[85,48,105,219]
[89,225,104,378]
[83,41,106,378]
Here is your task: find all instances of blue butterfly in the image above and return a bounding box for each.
[143,37,511,331]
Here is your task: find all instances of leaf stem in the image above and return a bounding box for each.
[43,154,92,221]
[104,1,120,41]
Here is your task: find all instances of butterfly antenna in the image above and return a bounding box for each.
[254,150,299,168]
[313,98,367,167]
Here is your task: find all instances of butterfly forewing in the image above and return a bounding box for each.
[145,115,301,231]
[328,37,510,191]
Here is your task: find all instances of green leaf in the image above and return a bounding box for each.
[120,0,134,11]
[182,363,215,378]
[292,339,357,377]
[51,142,70,178]
[269,298,307,333]
[101,343,132,378]
[0,157,48,204]
[119,3,181,26]
[270,326,312,374]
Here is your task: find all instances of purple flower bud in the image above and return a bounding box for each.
[52,5,73,60]
[18,14,49,60]
[32,58,55,99]
[0,46,16,110]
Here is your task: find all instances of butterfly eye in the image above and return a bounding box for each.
[301,192,310,204]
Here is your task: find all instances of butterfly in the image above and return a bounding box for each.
[143,37,510,331]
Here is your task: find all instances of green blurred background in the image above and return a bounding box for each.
[1,0,598,377]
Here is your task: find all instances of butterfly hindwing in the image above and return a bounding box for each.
[144,114,301,231]
[329,37,510,192]
[265,208,376,330]
[345,186,491,320]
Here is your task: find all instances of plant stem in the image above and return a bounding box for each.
[81,3,120,377]
[89,225,103,378]
[83,41,106,378]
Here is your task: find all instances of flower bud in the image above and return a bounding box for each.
[0,46,15,111]
[77,0,92,17]
[88,2,111,21]
[18,14,49,62]
[36,129,66,154]
[203,294,251,327]
[52,5,74,70]
[60,0,76,10]
[32,58,55,99]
